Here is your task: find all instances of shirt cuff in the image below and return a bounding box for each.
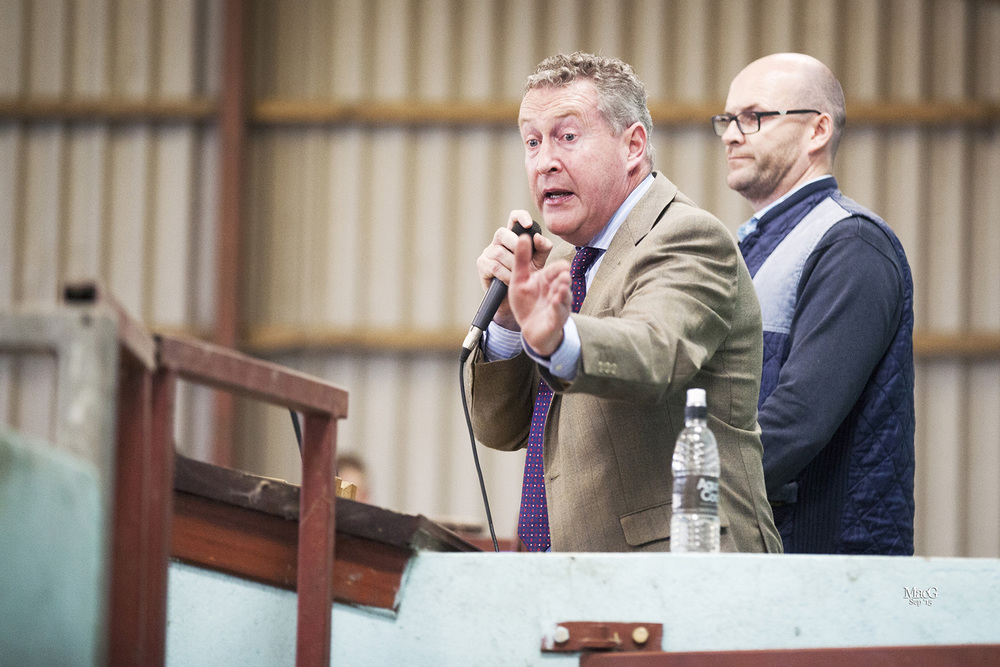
[483,321,523,362]
[524,318,581,381]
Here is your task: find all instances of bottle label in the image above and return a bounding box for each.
[672,474,719,516]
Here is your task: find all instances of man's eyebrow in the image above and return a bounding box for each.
[519,110,581,127]
[725,104,755,114]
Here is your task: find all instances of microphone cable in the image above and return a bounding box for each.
[458,220,541,553]
[292,364,501,551]
[290,409,303,452]
[286,350,500,553]
[459,348,500,552]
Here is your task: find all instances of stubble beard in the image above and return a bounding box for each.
[728,157,784,208]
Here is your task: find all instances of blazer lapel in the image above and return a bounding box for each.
[619,171,678,247]
[576,172,679,314]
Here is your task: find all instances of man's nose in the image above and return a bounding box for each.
[534,141,560,173]
[721,119,744,144]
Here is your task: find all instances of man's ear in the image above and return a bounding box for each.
[809,113,834,155]
[624,121,648,168]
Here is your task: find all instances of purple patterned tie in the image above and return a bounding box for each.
[518,246,601,551]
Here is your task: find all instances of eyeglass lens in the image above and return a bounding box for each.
[713,112,760,137]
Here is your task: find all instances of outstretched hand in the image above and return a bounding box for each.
[509,233,572,357]
[475,211,552,330]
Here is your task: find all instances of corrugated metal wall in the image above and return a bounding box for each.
[0,0,222,461]
[1,0,998,557]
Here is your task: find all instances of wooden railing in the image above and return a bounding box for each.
[65,283,349,667]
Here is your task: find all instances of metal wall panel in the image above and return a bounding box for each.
[239,0,1000,552]
[0,0,219,461]
[1,0,998,555]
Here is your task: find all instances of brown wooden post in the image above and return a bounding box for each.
[146,365,178,664]
[65,283,167,666]
[109,354,153,664]
[296,413,338,666]
[213,0,250,468]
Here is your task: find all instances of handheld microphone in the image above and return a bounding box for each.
[461,221,542,360]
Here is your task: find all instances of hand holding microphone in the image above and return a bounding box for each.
[462,216,548,359]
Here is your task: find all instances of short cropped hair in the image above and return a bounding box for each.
[811,68,846,158]
[526,52,654,168]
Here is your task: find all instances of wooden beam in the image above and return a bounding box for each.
[847,100,1000,126]
[913,331,1000,360]
[213,0,250,468]
[170,454,479,612]
[0,98,216,122]
[232,324,1000,360]
[158,335,349,416]
[253,98,521,126]
[145,366,178,665]
[3,98,997,129]
[252,98,1000,128]
[246,324,465,355]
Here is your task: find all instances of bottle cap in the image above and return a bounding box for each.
[686,388,706,407]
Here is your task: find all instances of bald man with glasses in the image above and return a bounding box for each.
[714,53,916,555]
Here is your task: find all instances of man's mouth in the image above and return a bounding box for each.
[543,189,574,203]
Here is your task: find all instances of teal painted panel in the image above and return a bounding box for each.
[169,551,1000,665]
[167,563,297,665]
[0,429,105,666]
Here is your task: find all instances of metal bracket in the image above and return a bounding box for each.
[541,622,663,653]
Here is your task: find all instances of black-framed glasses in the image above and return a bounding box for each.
[711,109,820,137]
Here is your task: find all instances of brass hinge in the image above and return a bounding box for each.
[541,622,663,653]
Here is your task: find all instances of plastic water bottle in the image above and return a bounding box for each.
[670,388,720,552]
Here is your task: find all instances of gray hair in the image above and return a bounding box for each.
[526,52,655,168]
[812,67,846,158]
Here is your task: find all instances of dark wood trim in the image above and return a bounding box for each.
[146,366,178,665]
[157,335,348,416]
[171,454,480,613]
[109,354,154,665]
[213,0,251,469]
[172,491,300,589]
[172,492,419,611]
[173,452,479,554]
[296,413,337,667]
[579,644,1000,666]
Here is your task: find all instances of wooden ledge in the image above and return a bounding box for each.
[171,455,479,612]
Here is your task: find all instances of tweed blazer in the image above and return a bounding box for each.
[468,172,781,553]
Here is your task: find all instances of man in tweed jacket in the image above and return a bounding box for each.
[466,52,780,553]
